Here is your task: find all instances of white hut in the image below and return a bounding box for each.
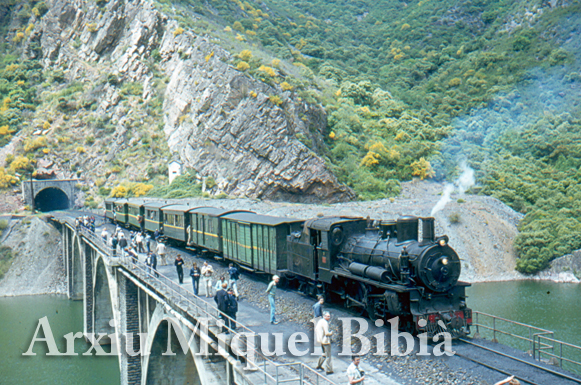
[168,160,182,184]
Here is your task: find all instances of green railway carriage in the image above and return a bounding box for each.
[104,198,118,223]
[188,208,251,253]
[221,212,304,274]
[126,199,148,230]
[161,204,193,243]
[143,201,169,233]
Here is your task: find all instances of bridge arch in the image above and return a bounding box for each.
[94,256,115,341]
[34,186,70,212]
[142,305,206,385]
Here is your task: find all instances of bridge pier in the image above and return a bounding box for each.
[119,275,142,385]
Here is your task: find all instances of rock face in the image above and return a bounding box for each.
[533,251,581,283]
[0,217,66,296]
[31,0,354,202]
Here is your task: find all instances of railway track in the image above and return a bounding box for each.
[455,338,581,385]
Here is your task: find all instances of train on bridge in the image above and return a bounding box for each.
[105,197,472,338]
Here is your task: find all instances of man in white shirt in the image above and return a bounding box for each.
[156,241,166,265]
[201,261,214,298]
[346,355,365,384]
[315,311,333,374]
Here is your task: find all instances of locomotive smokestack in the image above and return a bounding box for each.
[421,217,435,244]
[396,216,418,243]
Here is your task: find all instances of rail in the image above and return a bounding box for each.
[57,216,337,385]
[472,311,581,375]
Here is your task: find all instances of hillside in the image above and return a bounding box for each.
[1,0,581,274]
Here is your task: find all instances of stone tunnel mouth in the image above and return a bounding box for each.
[34,187,70,212]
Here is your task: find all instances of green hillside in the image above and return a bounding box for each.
[2,0,581,273]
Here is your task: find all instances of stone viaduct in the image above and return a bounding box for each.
[54,215,335,385]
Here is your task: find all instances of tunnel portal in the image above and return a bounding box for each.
[34,187,70,212]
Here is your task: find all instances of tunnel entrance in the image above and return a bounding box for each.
[34,187,70,212]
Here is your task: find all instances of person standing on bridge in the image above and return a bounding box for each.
[101,227,108,243]
[135,232,144,253]
[150,252,158,277]
[226,287,238,331]
[228,263,240,298]
[201,261,214,298]
[347,355,365,384]
[313,296,324,320]
[266,275,280,324]
[214,282,230,333]
[118,233,128,259]
[175,254,185,284]
[190,262,201,295]
[315,311,334,375]
[156,241,166,266]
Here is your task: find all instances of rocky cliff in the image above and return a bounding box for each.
[7,0,354,202]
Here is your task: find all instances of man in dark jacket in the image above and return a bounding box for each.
[214,282,230,333]
[175,254,185,283]
[150,252,158,277]
[225,288,238,331]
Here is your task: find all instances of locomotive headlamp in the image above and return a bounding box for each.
[442,257,449,265]
[439,239,447,246]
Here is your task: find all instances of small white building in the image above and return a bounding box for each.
[168,160,182,184]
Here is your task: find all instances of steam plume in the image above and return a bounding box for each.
[430,164,475,216]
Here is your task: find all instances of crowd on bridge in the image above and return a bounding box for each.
[75,215,96,233]
[93,220,368,384]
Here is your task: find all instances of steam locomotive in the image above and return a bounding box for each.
[105,198,472,337]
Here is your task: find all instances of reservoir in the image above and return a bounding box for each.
[0,281,579,384]
[0,295,120,385]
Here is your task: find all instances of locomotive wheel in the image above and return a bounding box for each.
[346,281,367,316]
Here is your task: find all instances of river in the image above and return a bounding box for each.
[0,281,579,384]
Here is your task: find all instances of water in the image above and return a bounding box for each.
[467,280,581,374]
[0,295,120,385]
[1,282,579,383]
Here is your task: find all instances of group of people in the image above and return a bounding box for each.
[99,222,364,382]
[186,261,240,299]
[75,215,96,232]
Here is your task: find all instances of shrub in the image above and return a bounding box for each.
[237,61,250,71]
[239,49,253,61]
[448,212,461,224]
[110,185,128,197]
[269,95,283,106]
[281,81,293,91]
[173,27,184,37]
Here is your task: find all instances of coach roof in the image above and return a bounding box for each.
[222,212,303,226]
[189,207,254,217]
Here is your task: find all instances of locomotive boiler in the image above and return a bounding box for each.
[286,215,472,337]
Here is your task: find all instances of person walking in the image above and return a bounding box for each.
[111,236,118,257]
[190,262,201,295]
[225,287,238,331]
[150,252,158,278]
[347,355,365,384]
[228,263,240,298]
[146,252,153,275]
[145,233,152,253]
[313,296,324,319]
[118,233,128,259]
[315,311,334,375]
[175,254,185,284]
[215,275,228,292]
[136,232,144,253]
[101,227,108,243]
[156,241,166,266]
[214,282,230,333]
[201,261,214,298]
[266,275,280,324]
